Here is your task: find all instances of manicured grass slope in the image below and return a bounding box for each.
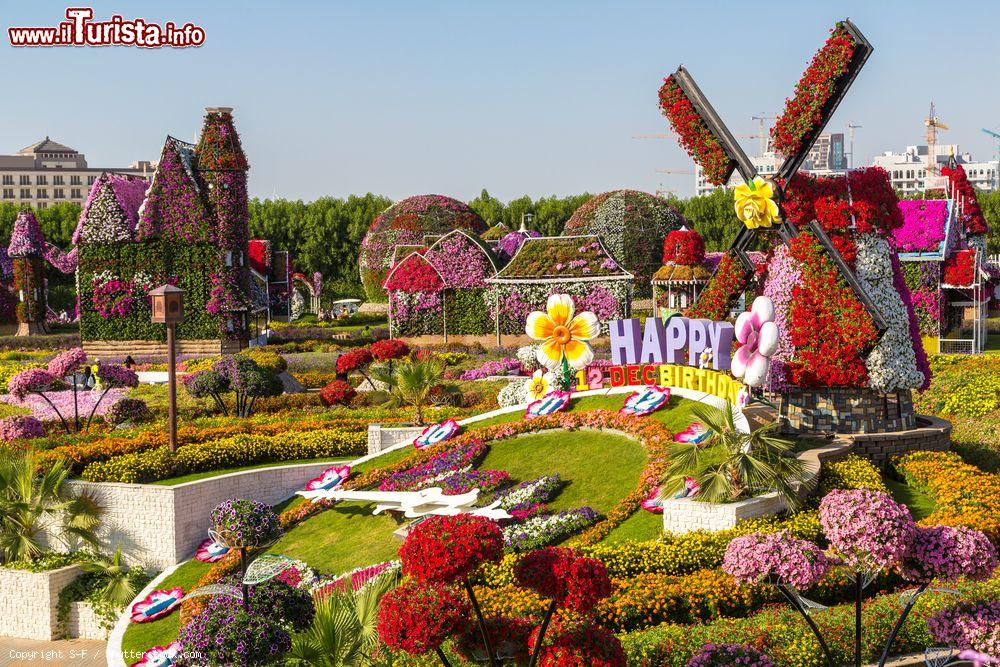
[120,559,211,657]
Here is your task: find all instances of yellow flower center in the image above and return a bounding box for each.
[552,325,571,344]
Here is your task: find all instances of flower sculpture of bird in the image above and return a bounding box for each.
[732,296,780,387]
[525,294,599,371]
[733,176,780,229]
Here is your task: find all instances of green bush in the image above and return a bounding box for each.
[81,427,366,483]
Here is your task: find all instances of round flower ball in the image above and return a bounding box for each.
[819,489,916,571]
[562,189,686,290]
[210,498,282,548]
[399,514,503,583]
[900,525,998,583]
[514,547,613,613]
[175,594,291,667]
[528,619,626,667]
[376,581,470,655]
[687,643,776,667]
[358,195,486,302]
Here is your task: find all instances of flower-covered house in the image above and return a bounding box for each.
[75,107,254,355]
[893,161,991,354]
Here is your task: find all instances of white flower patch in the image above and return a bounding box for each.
[855,233,925,392]
[497,378,529,407]
[516,344,540,372]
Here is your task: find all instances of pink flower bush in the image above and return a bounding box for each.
[0,415,45,442]
[94,362,140,388]
[0,388,127,423]
[8,210,45,257]
[928,601,1000,655]
[47,348,87,378]
[7,368,60,399]
[732,296,779,388]
[893,200,948,253]
[723,530,834,589]
[899,525,997,583]
[819,489,916,571]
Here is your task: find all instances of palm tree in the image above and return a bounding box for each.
[372,359,444,425]
[288,570,399,666]
[663,401,805,509]
[80,548,141,607]
[0,448,103,564]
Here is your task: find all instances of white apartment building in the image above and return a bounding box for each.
[0,138,153,209]
[694,133,846,196]
[870,144,998,195]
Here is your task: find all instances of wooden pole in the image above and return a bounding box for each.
[167,322,178,452]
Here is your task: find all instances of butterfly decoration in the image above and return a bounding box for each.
[304,465,351,492]
[673,476,701,499]
[620,386,671,417]
[641,487,664,514]
[194,537,231,563]
[525,391,571,420]
[674,421,712,445]
[131,641,181,667]
[130,587,184,623]
[414,418,460,449]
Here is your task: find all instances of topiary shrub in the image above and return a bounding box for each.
[104,398,153,426]
[0,415,45,443]
[319,380,356,407]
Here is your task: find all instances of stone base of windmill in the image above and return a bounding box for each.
[774,387,916,435]
[15,320,48,337]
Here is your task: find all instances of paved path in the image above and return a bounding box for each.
[0,639,106,667]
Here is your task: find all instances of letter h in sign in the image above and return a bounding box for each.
[659,18,887,338]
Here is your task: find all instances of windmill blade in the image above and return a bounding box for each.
[671,65,758,184]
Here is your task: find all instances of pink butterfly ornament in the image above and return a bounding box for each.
[131,587,184,623]
[413,418,460,449]
[194,537,231,563]
[304,465,351,492]
[525,391,571,420]
[620,386,671,417]
[131,641,181,667]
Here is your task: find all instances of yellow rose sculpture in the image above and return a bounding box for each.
[733,177,780,229]
[525,294,599,370]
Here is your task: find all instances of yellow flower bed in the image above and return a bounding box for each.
[818,454,888,495]
[914,354,1000,417]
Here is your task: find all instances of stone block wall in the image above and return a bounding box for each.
[776,388,916,434]
[0,565,82,640]
[368,424,425,455]
[67,601,108,640]
[849,415,951,469]
[663,493,786,533]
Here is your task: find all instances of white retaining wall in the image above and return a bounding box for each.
[367,424,425,455]
[0,565,83,640]
[64,460,343,570]
[67,601,108,640]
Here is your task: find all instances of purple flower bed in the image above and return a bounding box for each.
[379,441,488,492]
[0,415,45,442]
[928,600,1000,655]
[495,474,562,518]
[459,358,524,380]
[428,469,511,495]
[687,643,775,667]
[502,506,599,552]
[893,200,948,253]
[0,387,127,422]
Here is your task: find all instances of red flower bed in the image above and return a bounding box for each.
[377,582,470,654]
[319,380,356,407]
[337,347,373,374]
[685,252,751,320]
[943,249,976,286]
[658,76,732,186]
[662,229,705,266]
[383,253,443,293]
[771,25,856,157]
[400,515,504,584]
[371,338,410,362]
[943,164,990,235]
[787,233,877,387]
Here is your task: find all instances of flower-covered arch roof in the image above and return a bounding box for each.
[383,251,445,293]
[73,172,150,244]
[489,235,633,283]
[424,229,500,289]
[480,222,512,241]
[9,209,45,258]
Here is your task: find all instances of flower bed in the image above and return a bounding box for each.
[0,388,127,424]
[658,77,733,186]
[893,200,948,253]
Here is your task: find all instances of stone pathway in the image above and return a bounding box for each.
[0,639,106,667]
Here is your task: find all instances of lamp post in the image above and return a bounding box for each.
[149,285,185,452]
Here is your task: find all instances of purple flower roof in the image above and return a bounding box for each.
[73,173,150,244]
[892,200,949,255]
[8,209,45,257]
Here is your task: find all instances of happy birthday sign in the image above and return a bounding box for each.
[609,316,734,369]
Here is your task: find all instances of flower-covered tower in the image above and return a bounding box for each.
[196,107,251,342]
[9,209,47,336]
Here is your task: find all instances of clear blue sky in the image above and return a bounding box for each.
[3,0,999,201]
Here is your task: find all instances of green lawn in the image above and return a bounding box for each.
[152,457,351,486]
[885,477,938,521]
[269,429,647,574]
[120,558,212,658]
[467,393,698,432]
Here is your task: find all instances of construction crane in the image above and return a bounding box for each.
[751,114,775,155]
[925,102,949,174]
[982,128,1000,190]
[847,123,862,168]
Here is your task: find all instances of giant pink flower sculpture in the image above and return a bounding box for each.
[732,296,779,388]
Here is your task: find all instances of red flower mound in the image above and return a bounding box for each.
[943,164,990,234]
[455,616,533,664]
[319,380,356,407]
[337,347,373,374]
[662,229,706,267]
[400,514,504,584]
[514,547,612,613]
[685,252,751,320]
[787,233,876,387]
[771,25,856,157]
[371,338,410,362]
[528,620,626,667]
[943,249,976,287]
[383,253,444,293]
[376,581,470,655]
[658,76,733,187]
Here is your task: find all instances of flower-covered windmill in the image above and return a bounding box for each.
[659,19,930,434]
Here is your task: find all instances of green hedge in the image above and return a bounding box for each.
[444,289,492,335]
[78,240,221,342]
[81,428,366,483]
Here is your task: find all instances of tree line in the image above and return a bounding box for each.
[6,187,1000,299]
